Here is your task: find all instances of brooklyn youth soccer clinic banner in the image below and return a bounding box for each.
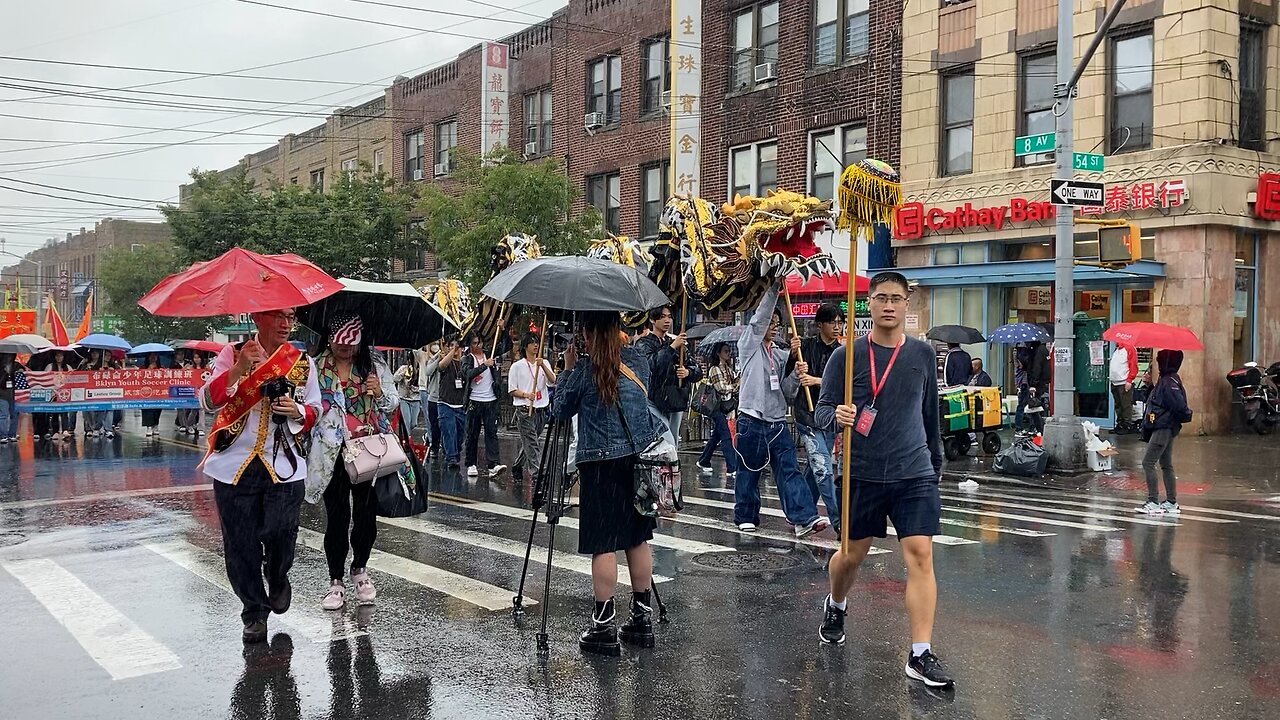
[13,367,208,412]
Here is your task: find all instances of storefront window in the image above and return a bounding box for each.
[933,243,986,265]
[1235,232,1258,366]
[931,286,987,364]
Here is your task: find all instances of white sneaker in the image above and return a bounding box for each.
[489,464,507,477]
[1135,501,1164,515]
[321,580,346,610]
[351,569,376,605]
[796,516,830,538]
[1159,501,1181,515]
[696,462,713,474]
[737,522,757,533]
[467,465,479,477]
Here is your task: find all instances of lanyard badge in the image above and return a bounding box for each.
[856,338,904,437]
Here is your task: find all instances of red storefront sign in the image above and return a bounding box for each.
[1079,178,1188,215]
[1255,173,1280,220]
[894,198,1057,240]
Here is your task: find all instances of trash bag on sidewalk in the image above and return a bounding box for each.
[992,437,1049,477]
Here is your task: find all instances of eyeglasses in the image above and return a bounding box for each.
[870,294,908,305]
[262,311,297,323]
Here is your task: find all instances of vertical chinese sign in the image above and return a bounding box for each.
[481,42,510,156]
[670,1,701,198]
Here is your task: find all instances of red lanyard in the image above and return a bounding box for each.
[868,337,904,406]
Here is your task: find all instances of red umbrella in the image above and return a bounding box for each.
[784,271,870,295]
[182,339,228,354]
[1102,322,1203,351]
[138,248,343,317]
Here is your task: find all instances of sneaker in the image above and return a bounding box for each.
[619,594,655,648]
[489,464,507,478]
[819,596,846,645]
[106,431,116,439]
[905,649,954,688]
[42,433,51,440]
[696,461,712,474]
[1135,501,1164,515]
[466,465,479,477]
[351,568,376,605]
[447,460,460,470]
[1159,501,1181,515]
[796,516,830,539]
[195,429,204,437]
[579,599,620,656]
[321,580,346,611]
[726,471,736,481]
[242,620,268,644]
[737,522,757,533]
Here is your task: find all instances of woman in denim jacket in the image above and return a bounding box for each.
[554,310,662,656]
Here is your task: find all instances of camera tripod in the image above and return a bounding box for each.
[512,416,667,657]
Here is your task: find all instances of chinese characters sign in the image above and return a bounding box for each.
[670,1,701,197]
[15,368,205,412]
[1079,178,1188,215]
[1254,173,1280,220]
[480,42,510,156]
[1,309,37,338]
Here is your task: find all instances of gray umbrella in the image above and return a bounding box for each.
[685,323,723,340]
[695,325,751,358]
[926,324,986,344]
[480,256,669,312]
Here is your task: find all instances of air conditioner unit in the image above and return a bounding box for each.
[524,141,539,156]
[584,111,606,129]
[412,168,424,181]
[753,62,777,83]
[434,162,449,176]
[660,90,672,109]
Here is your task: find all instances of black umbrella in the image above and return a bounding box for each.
[926,324,986,344]
[480,256,669,312]
[685,323,724,340]
[297,278,455,349]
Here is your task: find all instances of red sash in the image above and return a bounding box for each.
[207,342,304,446]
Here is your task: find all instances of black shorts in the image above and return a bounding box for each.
[847,477,941,541]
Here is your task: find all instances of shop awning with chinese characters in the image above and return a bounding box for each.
[895,259,1165,287]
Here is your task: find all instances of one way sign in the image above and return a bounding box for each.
[1050,178,1105,207]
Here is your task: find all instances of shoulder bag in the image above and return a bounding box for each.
[343,431,409,484]
[618,363,682,518]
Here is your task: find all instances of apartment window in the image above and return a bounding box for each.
[309,168,324,190]
[374,149,385,174]
[340,157,357,179]
[404,130,424,180]
[289,176,298,185]
[1239,22,1267,151]
[586,172,621,234]
[1019,53,1056,166]
[731,2,780,91]
[1109,31,1153,153]
[729,141,778,197]
[933,244,987,265]
[434,120,457,174]
[809,125,868,201]
[587,55,622,125]
[1235,232,1259,367]
[931,286,988,364]
[523,89,553,154]
[641,162,669,239]
[642,37,671,114]
[813,0,869,67]
[941,70,974,176]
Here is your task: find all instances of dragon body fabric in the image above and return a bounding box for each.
[649,190,840,316]
[462,232,542,345]
[419,278,471,335]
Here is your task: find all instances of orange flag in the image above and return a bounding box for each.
[44,293,70,345]
[75,292,93,342]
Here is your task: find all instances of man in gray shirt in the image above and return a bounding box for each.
[733,281,829,538]
[814,271,952,689]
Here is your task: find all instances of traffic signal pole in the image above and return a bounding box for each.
[1045,0,1129,472]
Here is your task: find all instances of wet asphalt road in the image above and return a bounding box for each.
[2,419,1279,720]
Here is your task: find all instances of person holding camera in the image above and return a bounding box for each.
[554,311,662,656]
[305,314,399,611]
[199,308,320,644]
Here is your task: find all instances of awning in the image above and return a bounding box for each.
[72,282,93,295]
[893,259,1165,287]
[784,271,870,295]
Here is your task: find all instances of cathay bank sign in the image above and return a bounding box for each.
[893,198,1058,240]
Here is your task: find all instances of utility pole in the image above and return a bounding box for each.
[1044,0,1129,472]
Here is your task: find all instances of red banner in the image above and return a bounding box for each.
[15,367,208,412]
[1,309,38,338]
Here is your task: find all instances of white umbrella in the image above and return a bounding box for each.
[0,333,53,355]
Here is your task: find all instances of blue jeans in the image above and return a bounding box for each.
[438,403,465,463]
[798,425,838,521]
[0,398,14,440]
[421,392,442,451]
[399,398,421,428]
[733,415,819,527]
[697,411,738,474]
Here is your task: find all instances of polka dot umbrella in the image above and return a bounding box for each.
[988,322,1052,344]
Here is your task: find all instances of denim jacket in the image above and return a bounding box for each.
[554,346,662,463]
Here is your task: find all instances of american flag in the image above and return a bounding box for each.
[13,369,55,403]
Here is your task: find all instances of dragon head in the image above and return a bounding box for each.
[722,190,840,282]
[586,233,653,276]
[490,232,542,276]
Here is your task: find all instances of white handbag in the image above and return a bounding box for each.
[342,432,408,484]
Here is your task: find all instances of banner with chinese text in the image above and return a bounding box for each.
[670,1,701,197]
[14,368,207,412]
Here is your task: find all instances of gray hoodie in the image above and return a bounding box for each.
[736,284,799,423]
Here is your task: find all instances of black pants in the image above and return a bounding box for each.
[427,399,442,451]
[323,461,377,581]
[33,412,60,436]
[464,399,500,468]
[141,409,162,427]
[213,459,305,624]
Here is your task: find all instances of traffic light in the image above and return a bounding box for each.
[1097,224,1141,268]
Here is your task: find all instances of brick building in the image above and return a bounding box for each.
[893,0,1280,433]
[0,218,173,327]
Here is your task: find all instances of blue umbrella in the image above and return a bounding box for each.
[76,333,133,352]
[988,323,1051,344]
[127,342,175,355]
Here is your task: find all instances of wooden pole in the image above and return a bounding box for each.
[678,289,689,385]
[782,283,814,412]
[527,310,548,416]
[839,237,859,557]
[490,303,508,358]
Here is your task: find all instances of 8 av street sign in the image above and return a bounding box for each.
[1050,178,1105,207]
[1015,132,1055,157]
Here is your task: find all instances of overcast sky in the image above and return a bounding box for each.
[0,0,564,257]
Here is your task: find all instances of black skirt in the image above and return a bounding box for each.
[576,455,656,555]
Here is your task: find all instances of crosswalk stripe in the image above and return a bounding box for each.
[378,516,672,585]
[142,540,365,644]
[698,488,1054,538]
[940,489,1239,524]
[936,493,1193,527]
[296,528,534,612]
[2,558,183,680]
[670,510,892,555]
[431,497,735,554]
[945,487,1273,523]
[0,484,210,509]
[942,506,1121,532]
[680,495,980,546]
